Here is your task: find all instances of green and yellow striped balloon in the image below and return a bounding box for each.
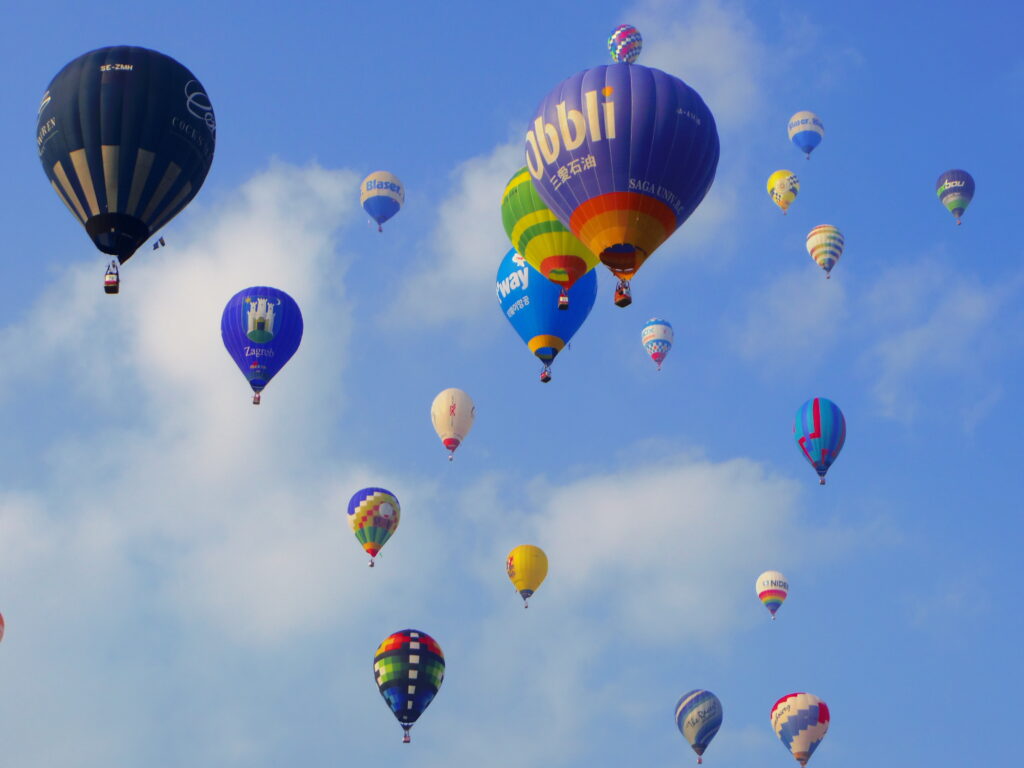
[501,167,599,294]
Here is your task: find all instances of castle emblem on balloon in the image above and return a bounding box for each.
[244,296,281,343]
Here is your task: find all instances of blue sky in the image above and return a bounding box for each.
[1,1,1022,765]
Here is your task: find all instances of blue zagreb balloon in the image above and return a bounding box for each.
[787,111,824,159]
[675,689,723,764]
[360,171,404,231]
[496,248,596,382]
[793,397,846,485]
[221,287,303,405]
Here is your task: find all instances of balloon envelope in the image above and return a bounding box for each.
[936,169,974,223]
[641,318,673,369]
[787,111,824,158]
[374,629,445,741]
[431,388,475,457]
[506,545,548,604]
[772,693,830,766]
[768,171,799,213]
[496,249,596,375]
[37,46,215,263]
[501,167,599,293]
[675,689,723,761]
[525,64,719,283]
[221,287,303,399]
[756,570,789,619]
[361,171,404,229]
[794,398,846,484]
[608,24,643,63]
[805,225,844,277]
[347,487,400,562]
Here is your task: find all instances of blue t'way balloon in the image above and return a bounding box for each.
[221,286,303,404]
[496,248,596,382]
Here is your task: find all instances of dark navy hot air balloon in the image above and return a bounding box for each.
[793,398,846,485]
[36,46,215,292]
[496,249,596,382]
[221,287,303,405]
[525,64,719,307]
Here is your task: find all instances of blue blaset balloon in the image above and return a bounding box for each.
[793,397,846,484]
[221,286,303,404]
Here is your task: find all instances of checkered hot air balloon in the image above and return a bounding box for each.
[768,170,799,214]
[373,629,445,743]
[641,318,673,370]
[347,488,400,566]
[793,397,846,485]
[771,693,830,766]
[608,24,642,63]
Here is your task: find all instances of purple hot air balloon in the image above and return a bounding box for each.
[524,63,719,307]
[221,286,303,404]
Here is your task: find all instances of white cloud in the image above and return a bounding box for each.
[386,140,521,329]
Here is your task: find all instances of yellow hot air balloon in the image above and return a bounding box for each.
[501,167,600,309]
[506,545,548,607]
[767,170,799,214]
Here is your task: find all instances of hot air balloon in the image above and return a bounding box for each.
[641,318,673,370]
[506,545,548,607]
[787,112,824,159]
[525,64,719,307]
[431,388,475,460]
[347,488,400,567]
[805,225,844,278]
[768,171,799,214]
[37,46,215,293]
[496,249,596,382]
[756,570,788,620]
[501,167,600,309]
[0,612,4,643]
[608,24,642,63]
[221,287,303,405]
[374,629,445,743]
[772,693,829,766]
[794,398,846,485]
[675,689,723,764]
[936,169,974,225]
[361,171,404,231]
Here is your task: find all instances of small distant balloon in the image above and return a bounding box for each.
[756,570,789,619]
[794,398,846,485]
[431,388,475,460]
[641,318,673,370]
[374,629,445,743]
[608,24,643,63]
[361,171,404,231]
[506,545,548,607]
[935,169,974,225]
[0,612,4,643]
[347,488,400,567]
[805,225,844,278]
[768,171,799,213]
[787,111,824,158]
[676,689,723,764]
[221,287,303,405]
[772,693,830,766]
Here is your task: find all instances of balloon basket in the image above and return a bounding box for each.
[378,224,383,233]
[819,476,826,485]
[252,392,261,405]
[368,560,375,568]
[402,727,412,744]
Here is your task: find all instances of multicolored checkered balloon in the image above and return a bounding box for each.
[374,629,445,743]
[772,693,830,766]
[347,487,400,566]
[608,24,642,63]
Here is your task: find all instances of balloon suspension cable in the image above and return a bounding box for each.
[252,392,261,405]
[402,726,412,744]
[378,223,383,233]
[524,598,529,609]
[657,363,662,372]
[448,453,454,463]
